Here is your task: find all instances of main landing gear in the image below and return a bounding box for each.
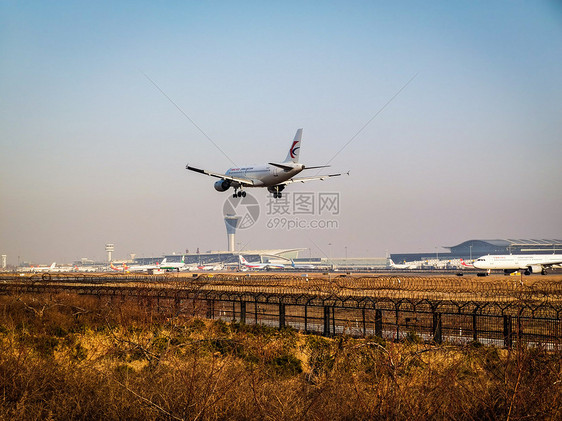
[233,189,247,198]
[268,185,285,199]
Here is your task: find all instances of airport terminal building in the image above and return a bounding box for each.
[390,239,562,263]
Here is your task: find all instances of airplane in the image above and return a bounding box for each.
[126,262,161,273]
[290,259,316,270]
[186,129,345,199]
[473,254,562,275]
[29,262,57,273]
[159,257,187,272]
[239,255,285,270]
[196,263,224,271]
[388,259,419,270]
[110,262,129,272]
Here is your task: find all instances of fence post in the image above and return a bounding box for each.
[503,315,512,349]
[254,298,258,323]
[206,299,214,319]
[279,302,286,329]
[332,306,336,335]
[323,305,331,336]
[362,307,366,337]
[240,301,246,324]
[395,307,400,341]
[472,309,478,343]
[232,301,236,322]
[304,303,308,332]
[433,312,442,344]
[375,309,383,338]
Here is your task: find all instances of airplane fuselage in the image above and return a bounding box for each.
[225,164,304,187]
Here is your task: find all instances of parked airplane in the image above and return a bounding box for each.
[126,262,161,273]
[197,263,224,271]
[239,255,285,270]
[186,129,344,199]
[110,262,129,272]
[473,254,562,275]
[29,262,56,272]
[388,259,419,270]
[159,257,187,272]
[29,262,57,272]
[290,259,316,270]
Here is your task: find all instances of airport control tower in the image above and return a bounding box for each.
[224,215,241,252]
[105,243,114,262]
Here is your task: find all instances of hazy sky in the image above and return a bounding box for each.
[1,1,561,264]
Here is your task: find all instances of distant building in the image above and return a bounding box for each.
[133,249,306,266]
[391,239,562,263]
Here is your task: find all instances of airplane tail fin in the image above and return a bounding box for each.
[50,263,56,269]
[283,129,302,163]
[239,255,248,265]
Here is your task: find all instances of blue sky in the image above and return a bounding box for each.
[1,1,561,263]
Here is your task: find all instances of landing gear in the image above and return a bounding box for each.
[233,189,246,198]
[268,185,285,199]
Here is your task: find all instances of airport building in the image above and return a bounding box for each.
[390,239,562,263]
[133,249,305,266]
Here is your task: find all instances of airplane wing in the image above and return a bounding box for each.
[278,172,345,185]
[186,165,255,186]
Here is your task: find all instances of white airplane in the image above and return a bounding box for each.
[388,259,419,270]
[197,263,224,271]
[473,254,562,275]
[186,129,344,199]
[126,262,161,273]
[159,257,187,272]
[30,262,57,273]
[239,255,285,270]
[290,259,316,270]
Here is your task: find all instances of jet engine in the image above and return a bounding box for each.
[214,179,231,192]
[525,265,544,275]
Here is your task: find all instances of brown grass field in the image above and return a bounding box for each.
[0,286,561,420]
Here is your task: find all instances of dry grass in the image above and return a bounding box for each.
[0,293,560,420]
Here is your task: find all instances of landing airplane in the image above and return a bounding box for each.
[186,129,344,199]
[473,254,562,275]
[239,255,285,270]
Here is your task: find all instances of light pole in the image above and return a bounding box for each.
[469,245,473,261]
